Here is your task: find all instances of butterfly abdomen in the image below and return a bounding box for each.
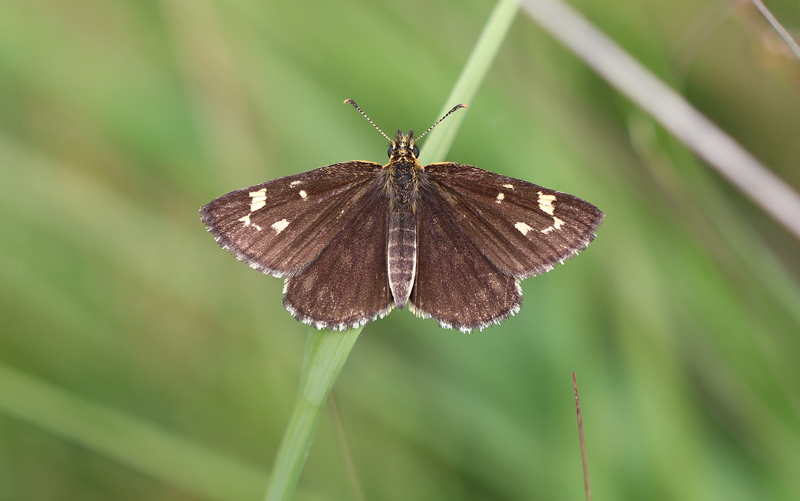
[386,160,418,309]
[387,209,416,309]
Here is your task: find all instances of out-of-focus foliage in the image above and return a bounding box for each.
[1,0,799,500]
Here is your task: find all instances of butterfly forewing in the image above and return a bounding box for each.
[423,163,604,278]
[200,161,382,276]
[283,186,393,330]
[409,183,521,332]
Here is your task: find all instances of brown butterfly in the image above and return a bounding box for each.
[201,100,603,332]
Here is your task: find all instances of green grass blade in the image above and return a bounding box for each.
[0,364,267,501]
[264,328,362,501]
[418,0,519,165]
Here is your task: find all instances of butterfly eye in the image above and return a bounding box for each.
[387,146,394,158]
[411,145,420,158]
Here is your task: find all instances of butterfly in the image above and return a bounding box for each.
[200,100,604,332]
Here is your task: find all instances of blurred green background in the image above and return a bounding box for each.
[2,0,800,499]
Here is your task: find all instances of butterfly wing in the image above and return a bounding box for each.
[283,187,393,330]
[200,161,383,277]
[409,184,521,332]
[422,163,604,278]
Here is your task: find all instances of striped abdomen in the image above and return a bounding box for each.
[388,207,416,309]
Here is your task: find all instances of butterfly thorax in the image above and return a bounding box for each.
[385,130,420,310]
[385,130,422,208]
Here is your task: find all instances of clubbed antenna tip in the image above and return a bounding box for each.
[416,103,467,141]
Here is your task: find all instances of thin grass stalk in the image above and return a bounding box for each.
[520,0,800,241]
[264,1,519,499]
[573,373,592,501]
[328,391,366,501]
[750,0,800,61]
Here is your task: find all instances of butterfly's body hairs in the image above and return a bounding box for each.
[200,100,604,332]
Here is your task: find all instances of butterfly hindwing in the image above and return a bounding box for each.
[283,186,393,330]
[200,161,382,276]
[423,163,604,278]
[410,181,521,332]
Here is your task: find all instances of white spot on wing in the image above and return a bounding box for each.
[290,180,302,187]
[496,192,504,203]
[541,216,565,234]
[515,222,534,235]
[299,190,307,199]
[249,188,267,212]
[238,214,262,230]
[502,184,514,189]
[537,191,556,215]
[271,219,290,234]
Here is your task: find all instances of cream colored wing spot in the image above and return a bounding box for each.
[271,219,290,234]
[290,180,302,187]
[502,184,514,189]
[541,217,565,234]
[239,214,262,230]
[514,222,534,236]
[495,192,505,203]
[299,190,308,199]
[249,188,267,212]
[537,191,556,215]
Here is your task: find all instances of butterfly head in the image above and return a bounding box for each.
[388,130,420,162]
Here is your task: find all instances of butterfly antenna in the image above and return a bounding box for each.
[344,99,392,142]
[415,103,467,141]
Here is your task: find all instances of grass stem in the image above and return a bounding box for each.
[419,0,519,165]
[264,328,362,501]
